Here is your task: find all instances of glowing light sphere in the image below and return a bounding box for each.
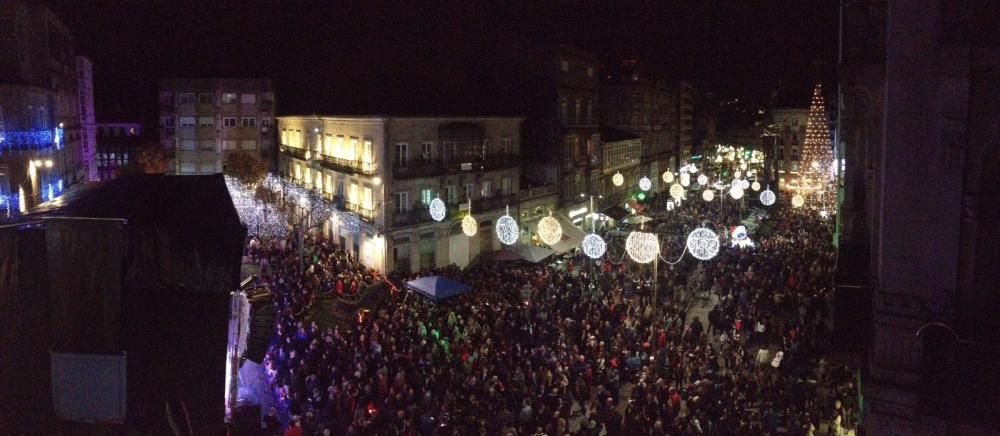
[740,179,750,190]
[537,215,563,246]
[759,189,776,206]
[791,194,805,208]
[462,214,478,236]
[669,183,685,200]
[612,172,624,187]
[496,214,519,245]
[731,225,755,248]
[751,181,761,191]
[702,189,715,202]
[625,231,659,264]
[638,176,652,192]
[429,198,446,222]
[729,185,745,200]
[662,171,674,183]
[686,228,720,261]
[581,233,607,259]
[680,172,691,187]
[697,174,709,186]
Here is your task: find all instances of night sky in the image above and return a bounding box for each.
[48,0,838,127]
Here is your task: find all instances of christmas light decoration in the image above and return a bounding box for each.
[462,214,478,236]
[496,206,519,245]
[702,190,714,202]
[697,174,709,186]
[729,185,744,200]
[429,198,446,222]
[680,172,691,187]
[760,188,776,206]
[225,175,290,239]
[625,230,659,264]
[686,228,720,260]
[638,176,652,192]
[792,194,805,208]
[731,225,755,248]
[582,233,606,259]
[799,83,837,214]
[537,212,563,246]
[751,181,761,191]
[662,171,674,183]
[740,179,750,190]
[612,172,624,187]
[669,183,685,200]
[338,212,361,234]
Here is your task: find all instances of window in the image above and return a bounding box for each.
[420,188,433,205]
[163,117,175,128]
[325,174,334,194]
[240,93,256,104]
[241,117,256,127]
[560,60,569,72]
[198,93,214,104]
[791,147,800,161]
[362,139,373,164]
[199,139,215,151]
[501,137,512,155]
[198,116,214,127]
[396,192,409,213]
[395,143,408,167]
[586,100,593,122]
[501,177,511,195]
[179,93,196,104]
[350,183,359,204]
[482,138,490,159]
[260,117,272,127]
[240,140,257,150]
[587,66,594,77]
[222,139,238,150]
[180,139,196,150]
[421,142,433,160]
[223,117,238,128]
[221,93,237,104]
[179,116,195,127]
[349,137,359,159]
[574,98,582,123]
[446,185,457,204]
[481,180,492,198]
[778,147,785,161]
[559,98,568,123]
[464,183,474,201]
[363,186,373,210]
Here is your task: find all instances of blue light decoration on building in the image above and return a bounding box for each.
[0,129,56,154]
[55,125,63,150]
[47,183,55,202]
[58,179,64,192]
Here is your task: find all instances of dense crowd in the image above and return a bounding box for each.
[249,195,858,435]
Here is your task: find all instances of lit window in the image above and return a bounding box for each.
[481,180,492,198]
[222,140,237,150]
[421,188,433,205]
[587,67,594,77]
[221,93,237,104]
[560,60,569,72]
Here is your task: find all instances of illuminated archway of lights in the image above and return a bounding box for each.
[686,227,720,260]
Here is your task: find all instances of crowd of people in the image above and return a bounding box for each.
[247,192,859,435]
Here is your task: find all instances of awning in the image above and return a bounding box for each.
[515,244,554,263]
[603,206,629,221]
[405,275,473,302]
[527,212,586,254]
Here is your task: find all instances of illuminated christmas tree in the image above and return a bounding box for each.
[799,83,836,216]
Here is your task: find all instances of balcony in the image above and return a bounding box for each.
[392,206,434,227]
[393,154,520,179]
[281,146,308,161]
[471,193,517,213]
[344,200,376,223]
[318,154,377,176]
[0,130,56,155]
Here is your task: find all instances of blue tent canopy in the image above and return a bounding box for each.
[405,275,473,302]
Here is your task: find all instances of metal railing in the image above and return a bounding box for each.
[344,201,376,222]
[393,154,520,178]
[318,154,377,175]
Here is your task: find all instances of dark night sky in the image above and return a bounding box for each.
[48,0,838,126]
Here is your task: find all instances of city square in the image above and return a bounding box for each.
[0,1,997,435]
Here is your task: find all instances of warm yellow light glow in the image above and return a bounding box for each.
[702,190,714,202]
[44,160,53,168]
[612,172,624,187]
[462,214,478,237]
[662,171,674,183]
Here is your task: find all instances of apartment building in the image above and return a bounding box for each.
[278,115,523,273]
[158,78,275,175]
